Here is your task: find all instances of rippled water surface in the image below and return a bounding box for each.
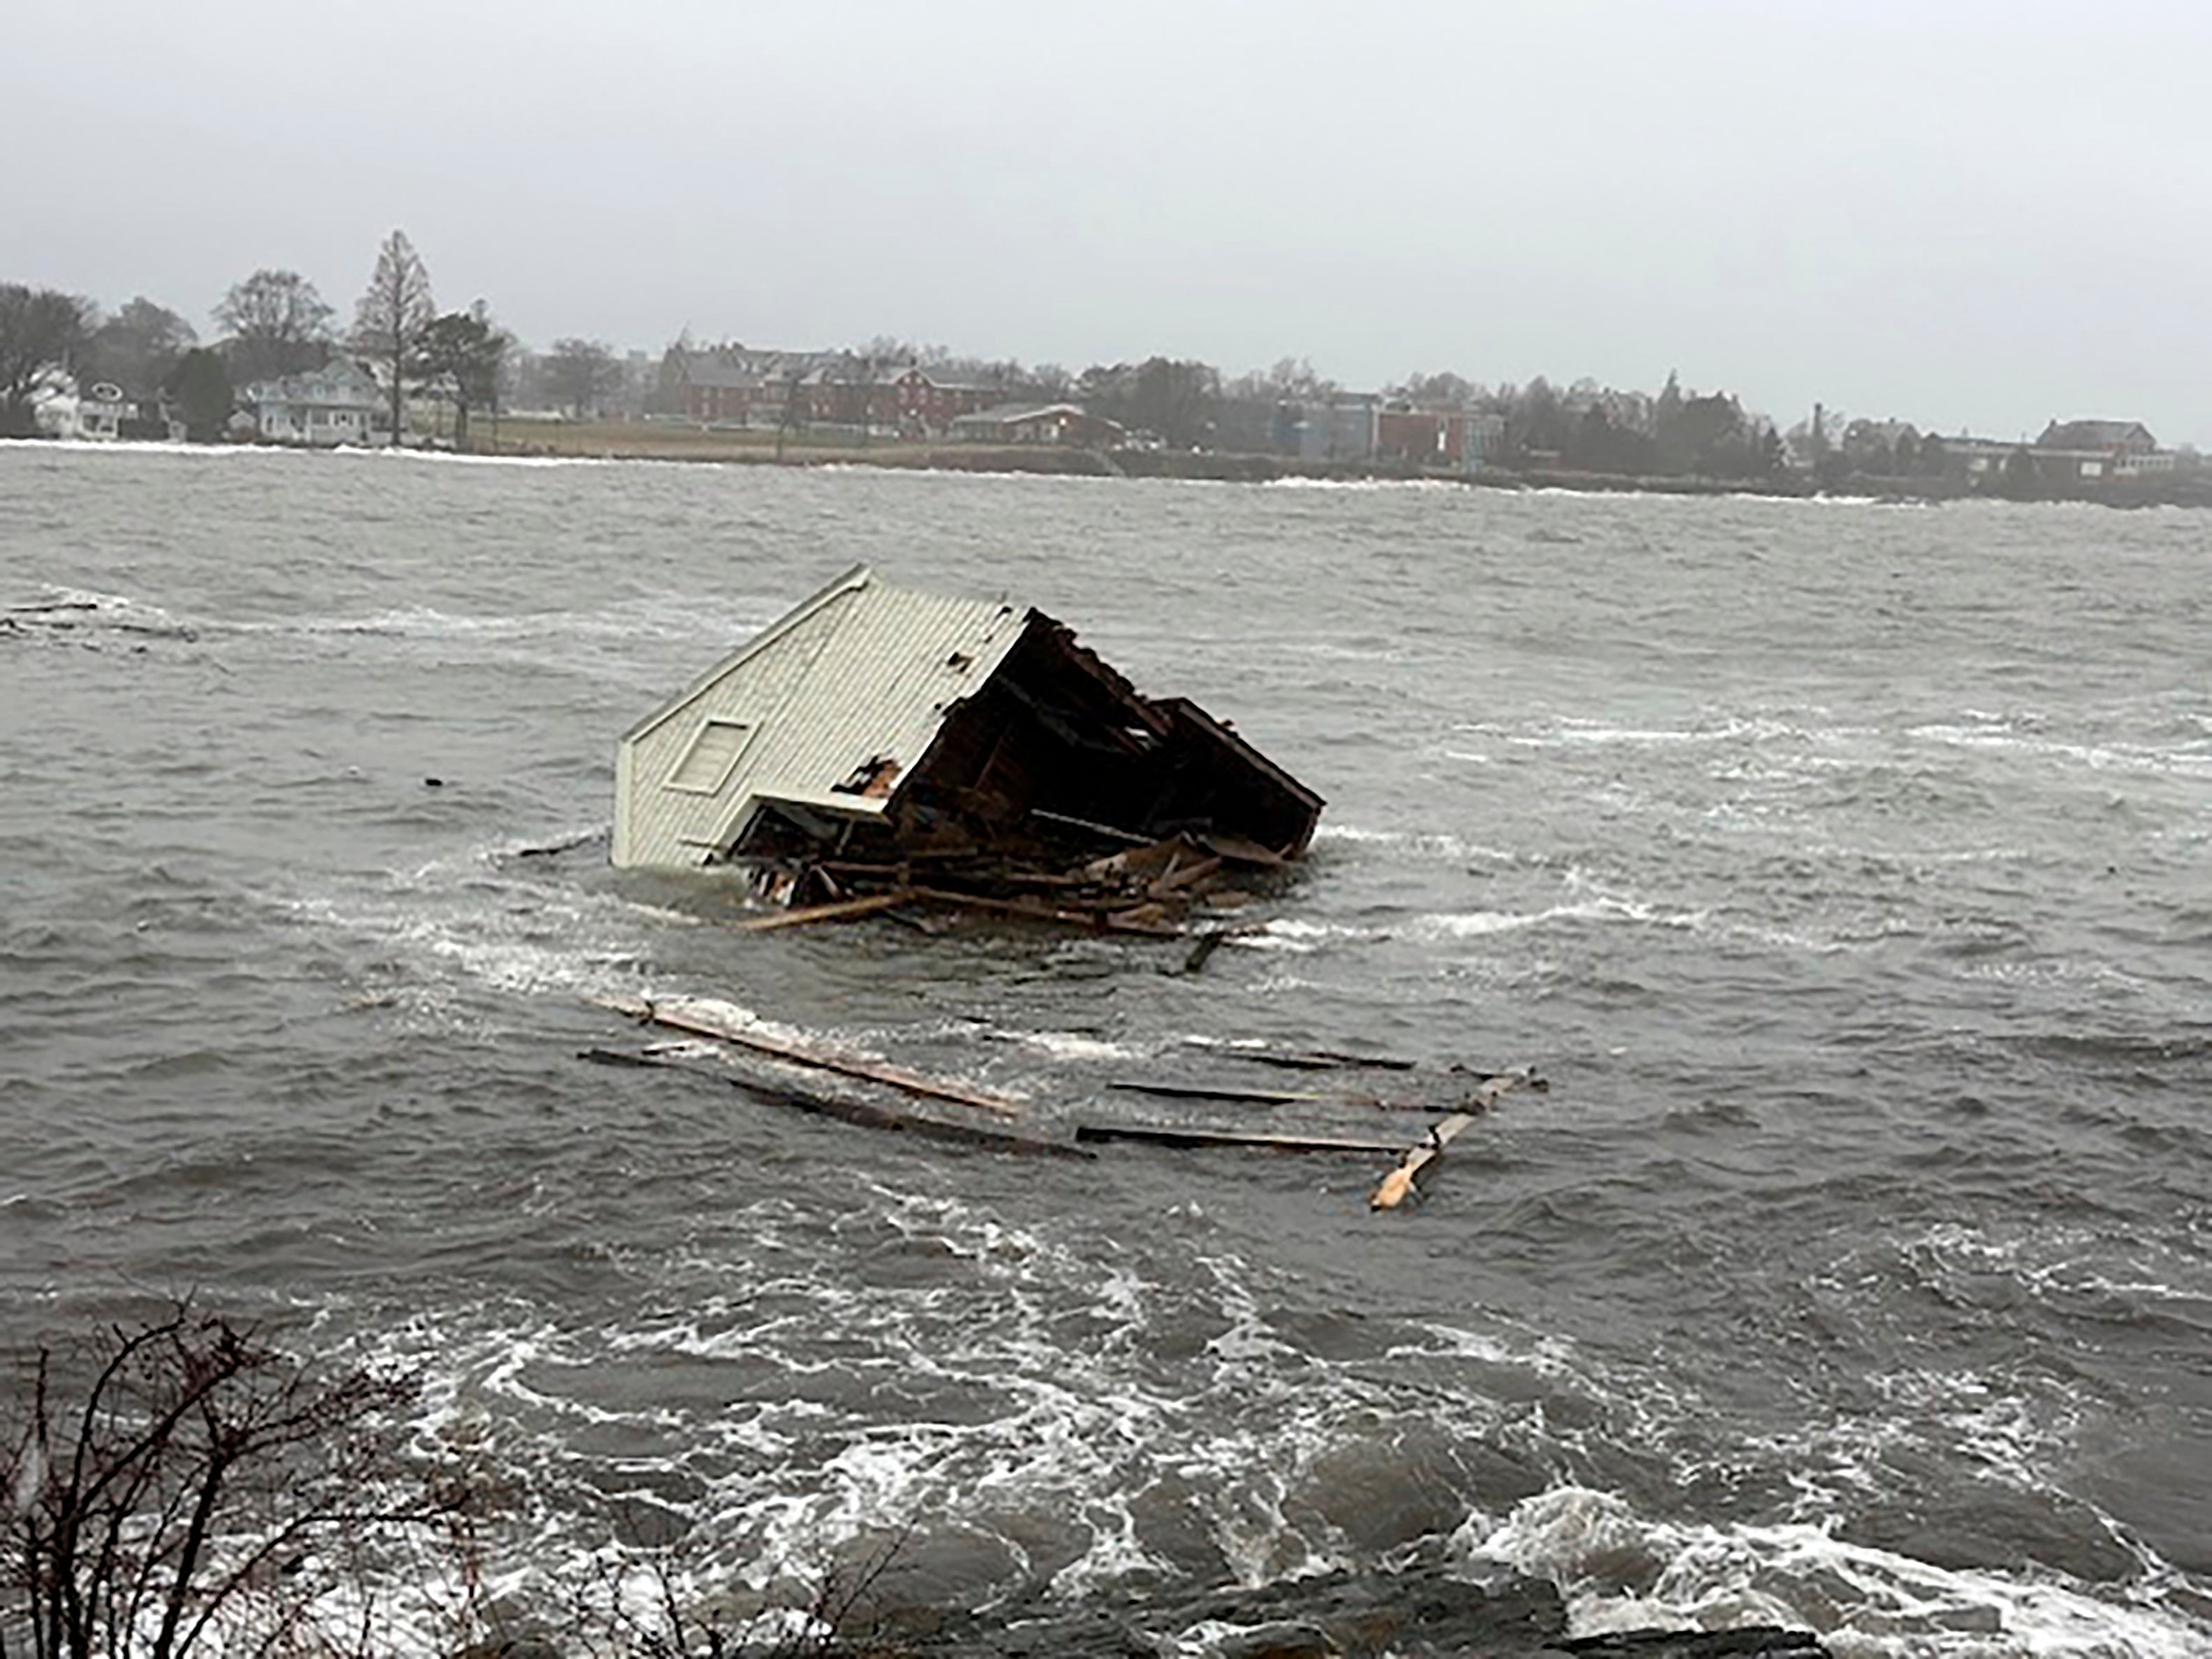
[3,444,2209,1655]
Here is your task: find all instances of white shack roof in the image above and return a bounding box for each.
[620,564,1030,856]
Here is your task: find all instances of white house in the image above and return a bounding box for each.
[29,376,138,441]
[246,361,385,446]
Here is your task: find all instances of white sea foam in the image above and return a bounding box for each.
[1311,823,1524,864]
[1466,1487,2211,1658]
[1247,917,1389,952]
[1000,1028,1149,1063]
[1482,712,1836,753]
[1258,474,1461,492]
[1417,892,1706,941]
[1908,723,2212,781]
[316,1184,2212,1659]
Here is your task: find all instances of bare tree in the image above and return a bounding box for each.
[351,231,436,444]
[0,286,91,436]
[0,1305,471,1659]
[212,270,334,385]
[543,337,621,419]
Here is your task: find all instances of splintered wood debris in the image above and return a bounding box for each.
[601,568,1534,1204]
[587,992,1547,1209]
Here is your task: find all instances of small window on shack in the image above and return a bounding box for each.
[663,718,753,795]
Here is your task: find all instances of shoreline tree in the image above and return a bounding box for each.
[351,230,435,445]
[415,301,510,450]
[81,297,196,407]
[543,337,621,420]
[213,269,334,385]
[0,284,91,436]
[168,347,235,442]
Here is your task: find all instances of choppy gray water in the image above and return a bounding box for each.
[3,443,2209,1655]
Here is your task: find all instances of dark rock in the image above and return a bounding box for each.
[452,1637,562,1659]
[1212,1620,1338,1658]
[883,1560,1568,1656]
[1547,1629,1828,1656]
[871,1562,1832,1658]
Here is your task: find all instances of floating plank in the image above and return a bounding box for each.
[1151,855,1223,897]
[1369,1069,1538,1210]
[1108,1079,1337,1105]
[582,1047,1087,1158]
[730,890,917,932]
[1178,929,1232,975]
[595,993,1027,1117]
[908,886,1186,938]
[1369,1112,1482,1210]
[1190,1042,1422,1073]
[1104,1079,1466,1113]
[1075,1121,1411,1153]
[1196,832,1290,868]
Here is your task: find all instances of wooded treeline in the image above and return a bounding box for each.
[0,230,628,441]
[0,228,2144,491]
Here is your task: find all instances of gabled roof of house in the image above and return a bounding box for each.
[679,358,760,390]
[677,348,848,388]
[2037,419,2155,450]
[621,564,1031,836]
[245,359,380,406]
[952,401,1114,427]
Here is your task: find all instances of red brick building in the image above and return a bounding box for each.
[664,346,1002,437]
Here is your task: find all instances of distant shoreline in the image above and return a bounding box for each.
[462,418,2212,508]
[21,422,2212,508]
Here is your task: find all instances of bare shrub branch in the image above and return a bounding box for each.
[1,1304,470,1659]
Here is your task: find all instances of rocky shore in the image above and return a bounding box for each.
[868,1558,1829,1659]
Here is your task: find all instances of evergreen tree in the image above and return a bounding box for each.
[1652,371,1688,472]
[415,304,510,449]
[167,347,234,441]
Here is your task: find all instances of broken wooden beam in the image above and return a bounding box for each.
[1031,808,1153,846]
[730,890,917,932]
[1109,1079,1332,1105]
[1369,1068,1540,1210]
[1075,1122,1412,1153]
[1188,1042,1422,1073]
[582,1047,1086,1158]
[907,886,1188,938]
[1177,929,1232,975]
[1195,832,1290,868]
[1103,1079,1469,1112]
[1368,1112,1481,1210]
[1151,855,1223,897]
[594,993,1028,1116]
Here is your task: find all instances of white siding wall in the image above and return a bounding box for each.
[612,573,1029,870]
[614,600,845,867]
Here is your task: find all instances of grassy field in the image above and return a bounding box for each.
[462,416,1116,474]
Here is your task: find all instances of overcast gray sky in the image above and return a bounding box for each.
[9,1,2209,443]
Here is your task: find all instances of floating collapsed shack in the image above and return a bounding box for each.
[612,563,1325,935]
